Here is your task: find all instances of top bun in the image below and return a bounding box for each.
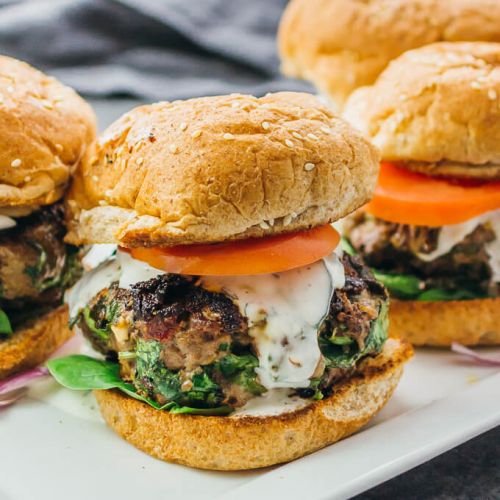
[343,42,500,179]
[65,92,379,247]
[0,56,96,208]
[279,0,500,107]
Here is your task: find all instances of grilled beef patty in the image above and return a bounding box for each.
[77,254,388,409]
[344,212,498,296]
[0,204,81,328]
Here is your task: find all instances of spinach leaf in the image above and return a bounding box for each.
[372,270,423,298]
[416,288,482,301]
[169,405,233,416]
[47,354,168,409]
[216,353,265,396]
[320,302,388,371]
[0,309,13,336]
[373,269,484,301]
[82,307,109,342]
[135,339,225,407]
[47,354,232,415]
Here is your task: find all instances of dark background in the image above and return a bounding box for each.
[0,1,498,498]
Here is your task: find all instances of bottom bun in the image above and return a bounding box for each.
[0,305,71,379]
[389,298,500,346]
[94,338,412,470]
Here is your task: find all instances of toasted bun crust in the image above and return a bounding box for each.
[389,298,500,346]
[65,92,379,247]
[0,305,71,379]
[94,338,412,470]
[279,0,500,106]
[0,56,96,208]
[343,42,500,177]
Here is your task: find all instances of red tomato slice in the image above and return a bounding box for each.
[364,162,500,226]
[124,225,340,276]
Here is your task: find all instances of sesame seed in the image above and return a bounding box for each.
[92,175,99,182]
[231,101,240,108]
[259,221,270,230]
[320,127,331,134]
[307,133,319,141]
[10,159,21,167]
[98,200,107,206]
[55,143,63,152]
[283,215,293,227]
[105,189,113,197]
[191,130,202,138]
[488,89,498,100]
[136,157,144,165]
[169,144,179,154]
[42,100,53,110]
[268,218,275,227]
[6,86,14,93]
[285,139,294,148]
[470,81,481,89]
[292,131,303,139]
[399,93,408,101]
[262,121,270,130]
[290,211,298,219]
[179,122,188,131]
[24,176,31,182]
[223,133,235,140]
[304,162,316,171]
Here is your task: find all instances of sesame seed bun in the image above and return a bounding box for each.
[343,42,500,179]
[278,0,500,107]
[389,298,500,346]
[65,92,379,247]
[94,338,412,470]
[0,56,96,208]
[0,306,71,380]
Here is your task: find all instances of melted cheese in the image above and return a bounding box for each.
[201,253,344,389]
[415,210,500,282]
[67,248,345,390]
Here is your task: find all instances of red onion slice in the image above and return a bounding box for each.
[0,387,28,408]
[0,366,49,396]
[451,342,500,367]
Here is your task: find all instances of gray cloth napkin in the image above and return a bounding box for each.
[0,0,312,100]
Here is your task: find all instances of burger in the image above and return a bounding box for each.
[49,92,412,470]
[0,56,96,379]
[278,0,500,107]
[342,42,500,346]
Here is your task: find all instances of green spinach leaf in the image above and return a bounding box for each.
[0,309,13,336]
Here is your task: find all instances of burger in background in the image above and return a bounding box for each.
[48,92,412,470]
[342,42,500,346]
[0,56,95,379]
[278,0,500,108]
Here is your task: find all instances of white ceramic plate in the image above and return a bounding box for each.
[1,347,499,500]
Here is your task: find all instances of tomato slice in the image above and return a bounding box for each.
[364,162,500,227]
[125,225,340,276]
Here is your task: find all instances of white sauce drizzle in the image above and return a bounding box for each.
[231,388,311,417]
[0,214,16,230]
[201,253,344,389]
[117,251,163,288]
[415,209,500,282]
[81,244,117,271]
[67,258,120,318]
[67,249,346,391]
